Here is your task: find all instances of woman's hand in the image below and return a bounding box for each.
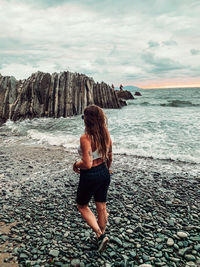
[73,161,80,174]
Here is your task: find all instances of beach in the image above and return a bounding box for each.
[1,0,200,265]
[0,140,200,267]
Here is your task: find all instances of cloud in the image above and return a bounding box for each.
[191,49,200,55]
[162,40,177,46]
[142,52,184,73]
[148,41,160,48]
[0,0,200,87]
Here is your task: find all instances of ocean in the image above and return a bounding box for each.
[0,87,200,164]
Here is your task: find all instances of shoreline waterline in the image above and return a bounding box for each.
[1,86,200,165]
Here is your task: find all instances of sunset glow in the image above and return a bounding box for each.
[133,79,200,89]
[142,83,200,89]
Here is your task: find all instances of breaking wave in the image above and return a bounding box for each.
[130,100,199,108]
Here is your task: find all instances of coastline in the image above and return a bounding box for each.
[0,143,200,266]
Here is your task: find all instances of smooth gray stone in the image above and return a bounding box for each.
[157,244,163,250]
[19,253,29,259]
[114,217,121,224]
[148,241,155,247]
[173,244,179,250]
[167,238,174,246]
[194,244,200,251]
[190,236,200,241]
[177,231,188,238]
[178,247,191,256]
[170,257,180,263]
[184,255,196,261]
[138,264,153,267]
[0,236,8,241]
[155,252,163,258]
[112,237,123,246]
[142,254,149,261]
[71,259,81,266]
[168,219,175,226]
[45,233,51,239]
[49,249,59,257]
[109,251,116,257]
[130,251,137,258]
[185,262,198,267]
[54,262,63,266]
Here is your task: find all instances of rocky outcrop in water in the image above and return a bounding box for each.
[118,99,127,107]
[0,71,121,124]
[116,90,134,100]
[135,91,142,96]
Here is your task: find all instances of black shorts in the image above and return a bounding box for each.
[76,162,110,205]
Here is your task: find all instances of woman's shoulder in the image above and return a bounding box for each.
[80,134,90,143]
[80,134,92,151]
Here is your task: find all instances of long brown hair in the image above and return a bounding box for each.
[84,105,110,160]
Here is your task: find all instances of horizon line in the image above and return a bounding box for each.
[140,85,200,89]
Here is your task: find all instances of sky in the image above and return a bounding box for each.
[0,0,200,88]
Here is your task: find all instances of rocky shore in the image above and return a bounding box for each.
[0,142,200,267]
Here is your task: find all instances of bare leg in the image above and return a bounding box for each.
[77,204,102,238]
[96,202,109,234]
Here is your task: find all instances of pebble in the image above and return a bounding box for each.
[167,238,174,246]
[170,257,180,262]
[185,262,198,266]
[139,264,153,267]
[177,231,188,238]
[194,244,200,251]
[129,251,137,258]
[1,145,200,267]
[156,238,162,243]
[190,236,200,241]
[112,237,123,246]
[184,254,196,261]
[126,228,133,233]
[71,259,81,266]
[19,253,29,259]
[113,217,121,225]
[109,251,116,257]
[155,263,166,266]
[49,249,59,257]
[168,219,175,226]
[178,247,191,256]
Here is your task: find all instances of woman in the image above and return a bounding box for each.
[73,104,112,252]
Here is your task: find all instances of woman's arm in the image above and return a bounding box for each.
[106,139,112,169]
[74,135,93,170]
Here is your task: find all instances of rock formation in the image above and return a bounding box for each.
[0,71,122,124]
[118,99,127,107]
[115,90,134,100]
[134,91,142,96]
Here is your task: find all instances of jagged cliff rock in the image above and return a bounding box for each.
[0,71,121,124]
[115,90,134,100]
[0,74,18,124]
